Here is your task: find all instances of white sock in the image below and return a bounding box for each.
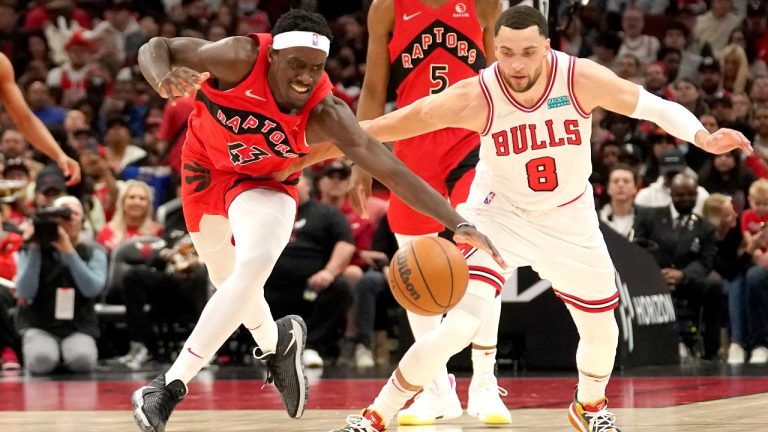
[371,372,417,426]
[577,370,610,405]
[471,347,497,379]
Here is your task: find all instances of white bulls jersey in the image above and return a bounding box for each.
[469,50,592,211]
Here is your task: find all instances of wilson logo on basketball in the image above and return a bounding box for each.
[396,251,421,300]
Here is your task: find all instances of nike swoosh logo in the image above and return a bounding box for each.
[285,329,297,356]
[403,11,421,21]
[245,89,266,101]
[187,347,204,359]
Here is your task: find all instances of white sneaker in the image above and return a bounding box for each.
[727,343,746,365]
[354,344,375,368]
[125,344,151,370]
[302,348,324,368]
[397,373,463,425]
[678,342,692,360]
[467,373,512,424]
[749,346,768,364]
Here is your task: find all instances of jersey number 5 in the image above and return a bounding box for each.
[525,157,558,191]
[430,65,449,94]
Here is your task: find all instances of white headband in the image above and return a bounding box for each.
[272,31,330,55]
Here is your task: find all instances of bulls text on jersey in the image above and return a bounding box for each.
[489,119,583,157]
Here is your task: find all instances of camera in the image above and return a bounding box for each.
[31,207,72,246]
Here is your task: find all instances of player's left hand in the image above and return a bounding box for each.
[661,268,685,286]
[57,155,81,186]
[453,225,507,268]
[697,128,752,155]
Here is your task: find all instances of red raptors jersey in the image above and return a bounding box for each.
[388,0,486,107]
[184,33,333,180]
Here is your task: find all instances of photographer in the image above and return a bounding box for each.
[16,196,107,375]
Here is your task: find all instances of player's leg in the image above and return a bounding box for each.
[132,189,303,431]
[331,277,497,432]
[531,195,621,432]
[393,232,462,425]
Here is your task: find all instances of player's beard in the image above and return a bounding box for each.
[504,63,544,93]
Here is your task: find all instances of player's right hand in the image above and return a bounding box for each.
[349,165,373,219]
[454,225,508,268]
[155,67,210,104]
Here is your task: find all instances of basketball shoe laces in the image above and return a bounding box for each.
[583,406,619,432]
[340,414,379,432]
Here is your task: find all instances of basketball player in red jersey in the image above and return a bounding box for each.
[0,53,80,184]
[357,0,510,425]
[129,9,504,432]
[330,6,750,432]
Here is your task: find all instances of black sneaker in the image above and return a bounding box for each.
[131,374,187,432]
[254,315,308,418]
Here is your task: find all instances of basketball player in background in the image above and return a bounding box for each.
[130,9,503,432]
[0,53,80,184]
[330,6,751,432]
[354,0,509,425]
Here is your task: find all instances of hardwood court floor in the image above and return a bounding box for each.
[2,393,768,431]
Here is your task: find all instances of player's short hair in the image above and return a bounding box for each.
[272,8,333,42]
[495,5,549,38]
[749,179,768,199]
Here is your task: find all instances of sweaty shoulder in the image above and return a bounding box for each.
[204,36,260,86]
[570,57,610,113]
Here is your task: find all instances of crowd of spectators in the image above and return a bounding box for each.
[1,0,768,374]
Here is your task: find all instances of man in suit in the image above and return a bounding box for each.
[634,173,722,359]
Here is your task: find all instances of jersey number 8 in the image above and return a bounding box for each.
[525,156,558,192]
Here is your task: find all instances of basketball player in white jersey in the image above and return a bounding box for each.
[329,5,751,432]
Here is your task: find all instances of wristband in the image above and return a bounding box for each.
[455,222,476,231]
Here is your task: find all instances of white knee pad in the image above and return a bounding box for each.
[568,306,619,375]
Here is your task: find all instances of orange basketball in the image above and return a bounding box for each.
[387,237,469,316]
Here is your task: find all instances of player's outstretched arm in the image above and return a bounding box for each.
[0,53,80,185]
[361,77,488,142]
[138,36,257,104]
[573,57,752,155]
[308,95,506,267]
[356,0,394,122]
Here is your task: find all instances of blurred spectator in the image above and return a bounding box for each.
[589,31,622,71]
[1,129,44,176]
[639,132,676,185]
[179,0,209,36]
[238,0,271,34]
[0,283,20,371]
[264,172,354,367]
[96,179,162,252]
[103,115,147,176]
[662,21,701,81]
[732,92,752,124]
[692,0,741,53]
[34,164,68,208]
[24,0,92,32]
[754,106,768,150]
[101,80,148,138]
[635,148,710,214]
[616,53,643,84]
[739,179,768,364]
[26,81,66,127]
[745,1,768,66]
[209,3,238,35]
[0,206,22,281]
[699,149,756,213]
[0,0,24,73]
[698,57,727,103]
[599,164,642,239]
[643,61,675,100]
[700,113,719,134]
[719,44,750,94]
[80,149,119,222]
[702,193,750,364]
[674,78,709,118]
[727,27,768,79]
[116,231,208,370]
[156,94,194,173]
[46,31,96,109]
[750,76,768,108]
[37,0,94,66]
[16,195,107,375]
[86,0,145,71]
[657,47,683,84]
[617,7,660,66]
[634,173,721,359]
